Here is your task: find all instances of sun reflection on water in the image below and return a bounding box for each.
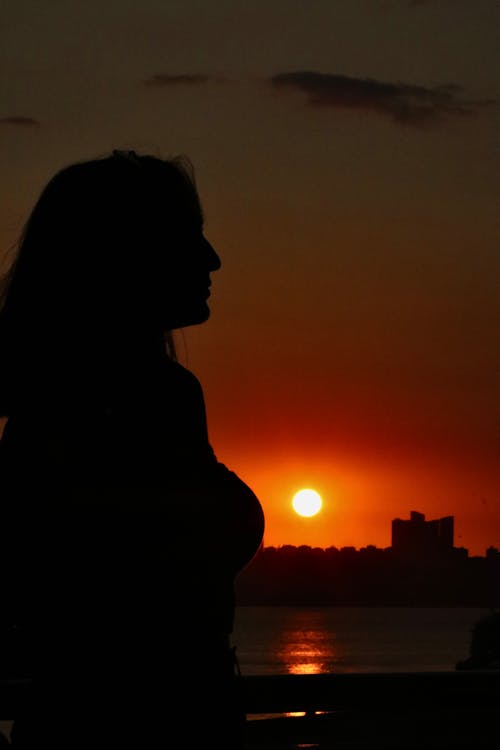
[279,624,338,721]
[280,624,339,675]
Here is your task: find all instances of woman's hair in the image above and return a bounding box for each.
[0,150,203,416]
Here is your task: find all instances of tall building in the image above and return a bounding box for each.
[391,510,454,561]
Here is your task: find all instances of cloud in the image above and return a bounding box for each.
[0,116,40,126]
[143,74,212,87]
[269,71,494,126]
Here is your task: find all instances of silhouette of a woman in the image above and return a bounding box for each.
[0,150,265,748]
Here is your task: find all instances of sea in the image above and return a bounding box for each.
[0,605,491,742]
[232,605,489,676]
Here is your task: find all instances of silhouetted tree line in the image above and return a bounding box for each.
[236,545,500,607]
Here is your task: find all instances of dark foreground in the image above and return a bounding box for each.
[0,671,498,748]
[243,671,500,749]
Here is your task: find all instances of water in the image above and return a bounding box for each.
[232,605,488,676]
[0,606,490,742]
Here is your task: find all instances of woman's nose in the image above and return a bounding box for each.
[204,237,222,271]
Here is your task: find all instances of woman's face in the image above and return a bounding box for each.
[158,209,222,331]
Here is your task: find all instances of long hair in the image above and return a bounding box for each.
[0,150,202,417]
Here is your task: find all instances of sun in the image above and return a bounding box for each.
[292,489,323,517]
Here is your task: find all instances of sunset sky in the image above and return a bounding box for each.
[1,0,499,555]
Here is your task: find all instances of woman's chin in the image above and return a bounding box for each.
[166,303,211,330]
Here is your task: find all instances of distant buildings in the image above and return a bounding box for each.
[236,511,500,606]
[391,510,458,562]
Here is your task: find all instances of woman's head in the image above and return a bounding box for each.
[0,150,221,413]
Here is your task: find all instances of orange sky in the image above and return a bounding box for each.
[1,1,499,556]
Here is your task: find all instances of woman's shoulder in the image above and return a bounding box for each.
[158,359,207,413]
[0,360,209,469]
[163,359,203,390]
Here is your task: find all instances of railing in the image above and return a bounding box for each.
[242,671,500,747]
[1,671,499,747]
[242,670,500,713]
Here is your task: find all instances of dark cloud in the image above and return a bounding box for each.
[0,116,40,126]
[143,74,211,87]
[270,71,494,126]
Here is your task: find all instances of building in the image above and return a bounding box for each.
[391,510,455,561]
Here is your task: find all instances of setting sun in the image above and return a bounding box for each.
[292,489,323,518]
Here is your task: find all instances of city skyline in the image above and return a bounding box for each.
[263,509,498,559]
